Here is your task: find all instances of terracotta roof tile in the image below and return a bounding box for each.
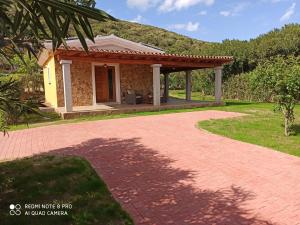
[57,46,233,61]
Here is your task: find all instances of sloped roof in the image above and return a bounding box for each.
[54,47,233,73]
[43,34,164,53]
[56,46,232,61]
[38,34,233,71]
[38,34,166,66]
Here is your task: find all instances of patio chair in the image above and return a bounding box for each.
[125,90,143,105]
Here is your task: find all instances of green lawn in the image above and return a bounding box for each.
[171,90,300,156]
[199,104,300,157]
[169,90,216,101]
[0,155,133,225]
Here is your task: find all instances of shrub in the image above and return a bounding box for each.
[223,56,300,103]
[223,73,252,101]
[223,56,300,136]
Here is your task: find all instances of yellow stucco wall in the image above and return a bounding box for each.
[43,56,58,107]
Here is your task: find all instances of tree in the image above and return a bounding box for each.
[11,55,44,97]
[251,56,300,136]
[0,79,37,135]
[273,60,300,136]
[0,0,114,133]
[0,0,114,61]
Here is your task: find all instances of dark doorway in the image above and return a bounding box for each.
[95,66,116,103]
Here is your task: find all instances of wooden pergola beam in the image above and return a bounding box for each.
[57,55,222,69]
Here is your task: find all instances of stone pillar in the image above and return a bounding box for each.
[115,65,121,104]
[164,73,169,102]
[151,64,162,106]
[60,60,73,112]
[214,66,223,102]
[185,70,192,101]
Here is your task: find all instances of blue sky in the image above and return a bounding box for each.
[96,0,299,42]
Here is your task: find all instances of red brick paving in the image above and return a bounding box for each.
[1,110,300,225]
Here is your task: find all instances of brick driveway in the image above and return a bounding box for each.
[1,110,300,225]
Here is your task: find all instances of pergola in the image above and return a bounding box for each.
[55,47,233,110]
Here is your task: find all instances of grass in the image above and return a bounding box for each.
[198,107,300,157]
[0,155,133,225]
[197,102,300,157]
[169,90,215,101]
[171,90,300,156]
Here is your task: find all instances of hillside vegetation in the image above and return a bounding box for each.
[82,20,207,54]
[85,20,300,100]
[88,20,300,77]
[4,18,300,102]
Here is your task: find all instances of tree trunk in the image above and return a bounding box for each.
[285,117,289,136]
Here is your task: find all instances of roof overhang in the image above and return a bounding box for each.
[38,49,54,67]
[54,47,233,73]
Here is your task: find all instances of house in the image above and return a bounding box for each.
[38,35,232,118]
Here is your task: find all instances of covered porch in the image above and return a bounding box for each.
[56,47,232,118]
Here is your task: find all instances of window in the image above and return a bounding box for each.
[47,67,51,85]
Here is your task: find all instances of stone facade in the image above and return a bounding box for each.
[54,61,153,107]
[55,59,93,107]
[120,64,153,102]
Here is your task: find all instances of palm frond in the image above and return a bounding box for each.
[0,0,115,134]
[0,0,116,62]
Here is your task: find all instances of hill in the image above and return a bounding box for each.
[199,23,300,76]
[86,20,300,77]
[88,20,206,55]
[3,16,299,99]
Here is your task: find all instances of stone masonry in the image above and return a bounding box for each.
[55,60,153,107]
[120,64,153,102]
[55,59,93,107]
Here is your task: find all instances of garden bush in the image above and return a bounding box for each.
[223,56,300,102]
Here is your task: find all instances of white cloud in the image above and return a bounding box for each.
[169,21,200,32]
[198,10,207,15]
[130,15,144,23]
[280,3,296,22]
[219,2,250,17]
[127,0,214,12]
[186,22,200,31]
[220,11,230,16]
[127,0,160,11]
[159,0,214,12]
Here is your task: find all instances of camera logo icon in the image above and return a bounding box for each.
[9,204,21,216]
